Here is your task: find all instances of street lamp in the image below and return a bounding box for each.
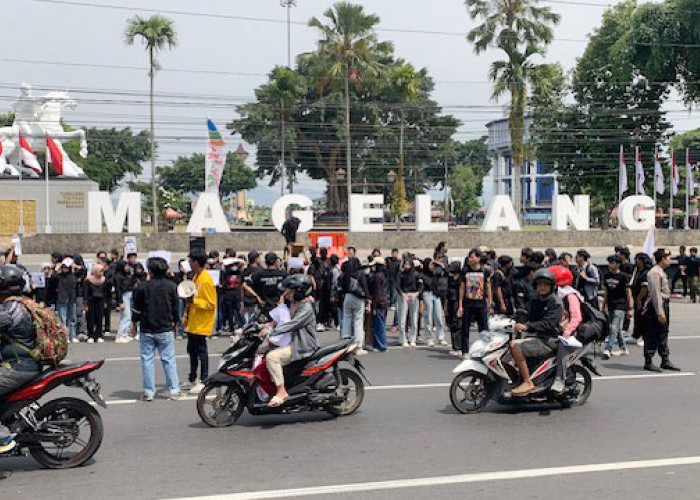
[280,0,296,68]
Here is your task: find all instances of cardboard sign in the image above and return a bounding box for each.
[149,250,172,264]
[317,236,333,248]
[180,260,192,273]
[124,236,137,255]
[288,257,304,269]
[84,259,95,276]
[30,272,45,288]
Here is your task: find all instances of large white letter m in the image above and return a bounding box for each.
[88,192,141,233]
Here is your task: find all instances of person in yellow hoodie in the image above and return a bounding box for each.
[184,248,217,395]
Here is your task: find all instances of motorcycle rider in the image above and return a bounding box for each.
[262,275,318,407]
[510,268,563,397]
[0,266,40,453]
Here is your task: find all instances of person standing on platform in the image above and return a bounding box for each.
[642,248,681,372]
[183,249,217,395]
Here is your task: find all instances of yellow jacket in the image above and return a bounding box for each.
[184,270,217,335]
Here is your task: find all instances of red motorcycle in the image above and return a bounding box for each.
[0,360,106,469]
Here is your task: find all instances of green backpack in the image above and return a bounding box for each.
[6,297,69,366]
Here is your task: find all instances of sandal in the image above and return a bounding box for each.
[268,395,288,407]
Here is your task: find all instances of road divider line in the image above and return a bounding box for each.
[166,455,700,499]
[97,372,695,406]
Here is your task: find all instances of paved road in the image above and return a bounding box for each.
[3,301,700,499]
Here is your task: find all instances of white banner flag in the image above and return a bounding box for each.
[619,145,628,194]
[687,149,696,193]
[635,146,646,195]
[654,147,664,195]
[205,118,226,193]
[671,149,679,196]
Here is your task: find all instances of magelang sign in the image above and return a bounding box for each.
[87,192,657,233]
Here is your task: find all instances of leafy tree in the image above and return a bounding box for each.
[465,0,560,219]
[308,2,392,207]
[450,163,481,216]
[0,112,14,127]
[124,14,178,232]
[158,152,257,201]
[63,127,151,191]
[129,181,189,221]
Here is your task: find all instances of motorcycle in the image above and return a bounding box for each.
[197,314,368,427]
[450,316,597,414]
[0,359,106,468]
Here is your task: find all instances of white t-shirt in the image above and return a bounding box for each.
[268,304,292,347]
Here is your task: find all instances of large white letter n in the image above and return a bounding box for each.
[88,192,141,233]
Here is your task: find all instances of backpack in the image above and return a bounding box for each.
[347,276,366,299]
[6,297,68,366]
[578,300,608,344]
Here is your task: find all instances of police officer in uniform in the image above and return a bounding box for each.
[642,248,681,372]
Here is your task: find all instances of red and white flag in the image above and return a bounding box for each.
[671,149,679,196]
[635,146,646,195]
[619,145,628,194]
[46,137,84,177]
[0,140,18,176]
[653,146,664,195]
[19,133,41,174]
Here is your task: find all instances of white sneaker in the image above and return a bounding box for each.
[427,340,435,347]
[401,342,409,348]
[71,338,80,344]
[134,334,140,341]
[189,382,205,395]
[550,378,565,394]
[439,340,449,346]
[409,341,417,347]
[234,328,243,335]
[356,348,368,356]
[316,324,326,332]
[97,338,105,343]
[637,339,644,347]
[602,349,612,360]
[619,348,629,356]
[114,337,131,344]
[87,338,94,344]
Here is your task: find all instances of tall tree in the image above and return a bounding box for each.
[158,152,257,201]
[124,14,177,232]
[465,0,560,220]
[308,1,392,209]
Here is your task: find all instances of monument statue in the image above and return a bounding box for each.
[0,83,88,175]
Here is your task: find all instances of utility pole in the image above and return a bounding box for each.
[280,0,296,196]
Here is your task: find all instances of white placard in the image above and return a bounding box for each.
[11,237,21,256]
[124,236,137,255]
[83,259,95,276]
[181,260,192,274]
[288,257,304,269]
[317,236,333,248]
[30,272,45,288]
[206,269,221,285]
[148,250,172,264]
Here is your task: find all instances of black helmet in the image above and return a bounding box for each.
[278,274,312,301]
[0,266,25,297]
[532,268,555,290]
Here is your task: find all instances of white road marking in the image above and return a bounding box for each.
[165,455,700,499]
[96,372,695,406]
[669,335,700,340]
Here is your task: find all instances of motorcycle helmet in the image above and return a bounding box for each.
[548,265,573,287]
[278,274,312,301]
[0,265,25,297]
[532,268,555,290]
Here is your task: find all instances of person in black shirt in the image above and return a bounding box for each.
[241,250,262,324]
[445,261,463,356]
[386,248,401,330]
[493,255,514,316]
[457,248,492,355]
[602,255,633,358]
[671,246,688,297]
[84,264,108,343]
[281,211,301,259]
[687,247,700,303]
[131,257,183,401]
[630,253,653,345]
[252,252,288,312]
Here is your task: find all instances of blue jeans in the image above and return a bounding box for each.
[140,331,180,397]
[372,309,387,351]
[422,291,445,343]
[57,300,77,340]
[606,309,627,351]
[398,296,419,344]
[342,294,366,345]
[117,291,132,338]
[177,299,186,337]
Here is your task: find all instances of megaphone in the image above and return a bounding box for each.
[177,279,196,299]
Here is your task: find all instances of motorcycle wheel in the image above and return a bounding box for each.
[197,382,245,427]
[450,371,490,414]
[564,365,592,407]
[29,397,103,469]
[326,369,365,416]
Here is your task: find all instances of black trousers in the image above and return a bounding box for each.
[446,299,462,351]
[672,272,688,297]
[86,297,104,340]
[103,295,112,332]
[643,300,670,361]
[460,304,488,354]
[187,333,209,383]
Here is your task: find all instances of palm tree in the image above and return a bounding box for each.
[309,2,391,210]
[465,0,559,220]
[387,63,423,229]
[125,15,177,232]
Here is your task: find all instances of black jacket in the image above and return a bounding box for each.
[524,294,563,339]
[132,277,179,334]
[55,271,77,303]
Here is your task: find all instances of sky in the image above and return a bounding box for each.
[4,0,697,205]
